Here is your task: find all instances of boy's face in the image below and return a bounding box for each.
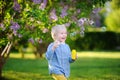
[55,29,67,43]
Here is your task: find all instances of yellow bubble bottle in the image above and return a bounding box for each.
[71,49,77,60]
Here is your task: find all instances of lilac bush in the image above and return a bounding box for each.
[0,0,110,48]
[10,22,20,31]
[0,23,5,31]
[32,0,42,4]
[39,0,47,10]
[50,9,58,22]
[13,0,21,12]
[60,5,68,18]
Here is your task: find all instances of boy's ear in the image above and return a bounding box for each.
[53,34,57,40]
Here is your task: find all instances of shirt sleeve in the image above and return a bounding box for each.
[69,55,75,63]
[45,43,54,60]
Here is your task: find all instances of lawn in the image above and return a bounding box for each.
[2,51,120,80]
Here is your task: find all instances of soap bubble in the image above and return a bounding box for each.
[80,31,84,37]
[69,32,77,40]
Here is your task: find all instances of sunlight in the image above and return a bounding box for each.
[9,51,120,59]
[77,51,120,59]
[9,53,36,59]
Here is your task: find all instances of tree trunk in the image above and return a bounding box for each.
[0,56,3,78]
[0,54,4,78]
[0,70,1,78]
[0,41,13,78]
[34,43,48,58]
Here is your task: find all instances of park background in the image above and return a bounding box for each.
[0,0,120,80]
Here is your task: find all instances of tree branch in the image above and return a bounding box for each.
[1,42,10,57]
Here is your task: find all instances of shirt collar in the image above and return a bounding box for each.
[60,42,65,44]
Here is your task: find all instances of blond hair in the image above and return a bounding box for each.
[51,24,67,40]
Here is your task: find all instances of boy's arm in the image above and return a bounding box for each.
[69,57,75,63]
[67,44,77,63]
[66,45,75,63]
[45,43,54,60]
[46,41,60,60]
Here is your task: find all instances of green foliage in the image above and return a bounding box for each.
[0,31,8,47]
[105,9,120,32]
[111,0,120,10]
[116,33,120,46]
[101,0,120,32]
[70,32,119,50]
[0,0,111,51]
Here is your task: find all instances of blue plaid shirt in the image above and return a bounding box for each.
[45,42,74,78]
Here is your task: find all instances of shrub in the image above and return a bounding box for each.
[68,31,119,51]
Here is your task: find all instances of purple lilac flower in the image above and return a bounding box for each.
[0,23,6,31]
[39,0,47,10]
[50,9,58,21]
[10,22,21,36]
[82,18,88,22]
[76,9,81,14]
[77,18,85,26]
[80,26,85,31]
[9,21,22,38]
[32,0,42,4]
[64,22,71,27]
[18,34,22,38]
[10,22,20,31]
[42,28,49,33]
[60,5,68,18]
[38,39,42,43]
[13,0,20,12]
[28,38,34,44]
[90,8,101,27]
[92,8,101,14]
[95,19,101,27]
[13,30,17,36]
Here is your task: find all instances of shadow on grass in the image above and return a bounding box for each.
[0,76,10,80]
[2,71,53,80]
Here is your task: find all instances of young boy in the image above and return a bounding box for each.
[45,24,77,80]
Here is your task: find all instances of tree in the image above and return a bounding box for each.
[105,9,120,32]
[111,0,120,10]
[0,0,110,78]
[101,0,120,32]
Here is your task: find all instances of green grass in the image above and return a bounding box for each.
[2,58,53,80]
[70,58,120,80]
[2,52,120,80]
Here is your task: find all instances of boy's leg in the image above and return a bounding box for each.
[52,74,67,80]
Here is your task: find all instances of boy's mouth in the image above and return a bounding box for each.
[61,37,66,40]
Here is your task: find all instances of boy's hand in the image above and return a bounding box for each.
[71,49,77,60]
[52,40,60,51]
